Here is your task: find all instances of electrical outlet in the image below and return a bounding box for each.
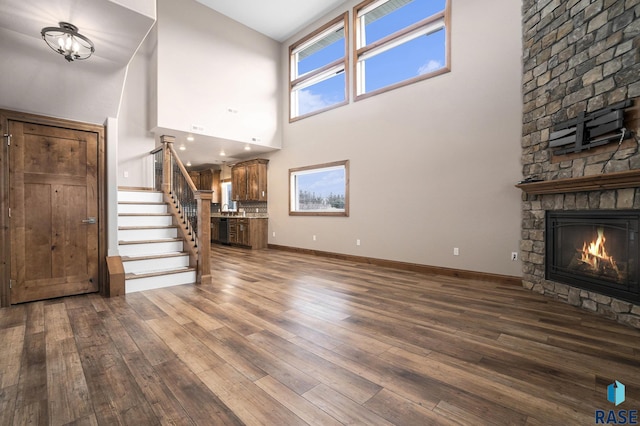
[313,235,316,241]
[272,231,275,238]
[512,252,518,261]
[453,247,459,256]
[356,239,361,246]
[123,170,128,178]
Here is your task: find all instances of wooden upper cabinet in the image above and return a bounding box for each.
[189,169,221,203]
[232,159,268,201]
[231,165,247,201]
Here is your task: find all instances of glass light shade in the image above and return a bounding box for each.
[41,22,94,62]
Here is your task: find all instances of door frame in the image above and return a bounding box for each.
[0,109,107,307]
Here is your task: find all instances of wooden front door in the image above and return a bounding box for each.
[9,119,99,303]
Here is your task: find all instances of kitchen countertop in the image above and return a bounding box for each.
[211,214,268,219]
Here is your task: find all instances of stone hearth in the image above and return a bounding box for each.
[520,0,640,328]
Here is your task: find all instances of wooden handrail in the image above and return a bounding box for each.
[150,146,163,155]
[168,144,198,193]
[159,135,211,285]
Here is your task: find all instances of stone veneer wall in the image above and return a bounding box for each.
[520,0,640,328]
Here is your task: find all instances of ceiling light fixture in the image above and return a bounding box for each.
[179,144,186,151]
[244,145,251,151]
[186,161,192,167]
[186,135,195,142]
[220,150,226,156]
[41,22,95,62]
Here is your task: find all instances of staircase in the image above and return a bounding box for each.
[118,189,196,293]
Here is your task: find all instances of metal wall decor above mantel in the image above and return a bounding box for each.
[549,100,633,155]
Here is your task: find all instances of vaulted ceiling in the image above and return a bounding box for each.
[194,0,349,42]
[0,0,155,124]
[0,0,348,127]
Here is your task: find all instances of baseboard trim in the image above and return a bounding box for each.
[267,244,522,286]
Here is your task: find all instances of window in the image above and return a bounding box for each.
[289,13,349,121]
[289,160,349,216]
[354,0,450,99]
[220,181,236,211]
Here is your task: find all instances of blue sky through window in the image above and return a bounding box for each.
[297,72,345,116]
[292,0,447,117]
[297,169,345,198]
[297,32,344,75]
[364,0,447,44]
[363,28,445,93]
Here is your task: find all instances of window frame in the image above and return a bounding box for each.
[353,0,451,101]
[220,180,236,212]
[289,13,350,122]
[289,160,350,217]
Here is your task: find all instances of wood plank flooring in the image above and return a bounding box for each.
[1,245,640,425]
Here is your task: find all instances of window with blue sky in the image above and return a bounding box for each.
[289,161,349,216]
[289,0,450,120]
[289,14,348,121]
[355,0,450,98]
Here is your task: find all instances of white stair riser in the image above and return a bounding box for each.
[119,191,164,203]
[118,204,167,214]
[118,215,173,227]
[123,256,190,274]
[119,228,178,241]
[118,241,184,257]
[126,271,197,293]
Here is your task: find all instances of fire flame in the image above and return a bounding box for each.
[580,227,619,274]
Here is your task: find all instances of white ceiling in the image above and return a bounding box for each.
[0,0,155,124]
[0,0,350,165]
[195,0,349,41]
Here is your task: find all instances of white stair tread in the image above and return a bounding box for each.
[125,267,195,279]
[121,252,188,261]
[118,225,177,230]
[118,213,172,216]
[118,201,166,205]
[118,238,183,245]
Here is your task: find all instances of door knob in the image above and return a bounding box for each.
[81,217,97,224]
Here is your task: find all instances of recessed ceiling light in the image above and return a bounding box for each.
[220,150,226,156]
[186,135,194,142]
[244,145,251,151]
[179,144,186,151]
[186,161,191,167]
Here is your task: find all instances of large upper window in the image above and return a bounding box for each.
[354,0,450,99]
[289,13,349,121]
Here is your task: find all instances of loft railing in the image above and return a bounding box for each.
[150,135,212,284]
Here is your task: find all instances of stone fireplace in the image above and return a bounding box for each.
[546,210,639,302]
[520,0,640,328]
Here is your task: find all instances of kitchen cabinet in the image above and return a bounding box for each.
[231,159,268,201]
[212,217,267,249]
[189,169,221,203]
[210,217,220,242]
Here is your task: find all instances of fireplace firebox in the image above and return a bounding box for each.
[546,210,639,304]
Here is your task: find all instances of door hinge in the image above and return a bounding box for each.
[9,280,13,289]
[4,133,11,146]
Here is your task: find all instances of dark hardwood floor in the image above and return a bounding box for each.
[1,245,639,425]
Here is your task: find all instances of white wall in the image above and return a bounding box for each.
[154,0,281,149]
[266,0,524,277]
[117,34,156,188]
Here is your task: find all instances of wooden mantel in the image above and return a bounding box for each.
[516,169,640,195]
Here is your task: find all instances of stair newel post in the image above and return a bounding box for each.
[195,190,213,284]
[160,135,174,196]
